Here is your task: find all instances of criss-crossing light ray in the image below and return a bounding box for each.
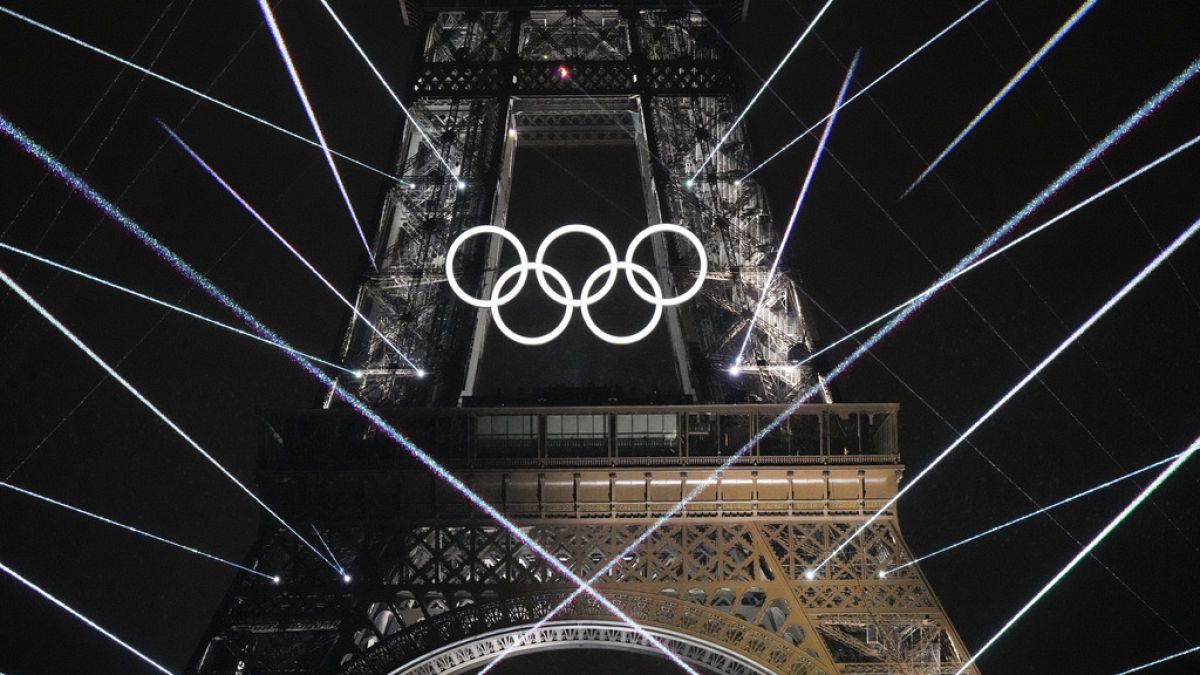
[903,0,1099,196]
[688,0,837,182]
[1115,645,1200,674]
[742,0,990,181]
[312,525,346,578]
[731,52,857,373]
[882,451,1184,576]
[957,431,1200,673]
[256,0,374,267]
[0,5,401,184]
[161,123,422,373]
[0,241,356,376]
[500,57,1200,639]
[0,266,339,576]
[317,0,458,180]
[815,215,1200,577]
[799,130,1200,371]
[0,558,173,674]
[0,115,695,674]
[0,480,278,582]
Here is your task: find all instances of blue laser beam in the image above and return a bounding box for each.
[882,450,1185,576]
[1115,645,1200,674]
[0,480,279,582]
[956,432,1200,673]
[689,0,837,181]
[731,51,858,373]
[507,56,1200,634]
[161,123,422,373]
[0,266,339,576]
[0,114,695,673]
[0,558,174,674]
[903,0,1099,196]
[799,131,1200,372]
[0,241,356,376]
[0,5,401,184]
[256,0,375,268]
[816,214,1200,576]
[741,0,990,181]
[317,0,458,180]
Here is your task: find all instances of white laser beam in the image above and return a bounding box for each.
[1115,645,1200,674]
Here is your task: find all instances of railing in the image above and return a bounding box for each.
[264,403,900,469]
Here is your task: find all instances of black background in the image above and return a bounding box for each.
[1,1,1199,673]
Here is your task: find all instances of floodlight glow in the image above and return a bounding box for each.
[0,558,173,675]
[804,570,817,580]
[903,0,1099,196]
[162,124,421,372]
[883,450,1185,575]
[273,575,282,585]
[257,0,375,267]
[558,64,571,80]
[955,433,1200,673]
[342,573,352,584]
[0,480,277,581]
[815,214,1200,576]
[0,5,400,183]
[0,116,695,672]
[456,179,467,190]
[0,241,355,375]
[742,0,990,181]
[690,0,837,181]
[1115,645,1200,674]
[733,52,857,370]
[316,0,459,179]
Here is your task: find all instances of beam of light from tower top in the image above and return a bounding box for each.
[0,242,357,376]
[0,480,280,582]
[0,267,340,576]
[688,0,838,181]
[902,0,1099,197]
[796,130,1200,372]
[257,0,375,268]
[0,115,694,674]
[955,431,1200,673]
[0,558,174,674]
[515,58,1200,633]
[881,450,1185,576]
[311,525,345,576]
[317,0,458,180]
[0,5,402,184]
[731,51,858,374]
[1114,645,1200,674]
[161,123,422,373]
[815,214,1200,577]
[741,0,990,181]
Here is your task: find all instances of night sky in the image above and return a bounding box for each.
[2,1,1199,674]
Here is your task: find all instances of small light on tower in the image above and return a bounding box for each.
[557,64,571,80]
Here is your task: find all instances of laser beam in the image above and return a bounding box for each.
[815,214,1200,576]
[0,114,694,673]
[161,124,422,372]
[257,0,375,267]
[0,266,339,576]
[0,241,356,376]
[956,431,1200,673]
[731,52,857,373]
[0,558,173,674]
[0,5,401,184]
[317,0,459,180]
[312,525,345,576]
[903,0,1099,196]
[0,480,278,582]
[741,0,990,181]
[882,450,1185,576]
[689,0,837,181]
[1115,645,1200,674]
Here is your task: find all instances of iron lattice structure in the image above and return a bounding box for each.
[192,4,976,674]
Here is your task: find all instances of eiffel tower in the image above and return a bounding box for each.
[190,3,977,673]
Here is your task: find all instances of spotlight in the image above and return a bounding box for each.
[342,573,352,583]
[684,178,695,189]
[456,179,467,190]
[416,369,427,378]
[728,365,741,376]
[877,570,887,579]
[273,575,282,585]
[508,128,518,139]
[804,570,816,580]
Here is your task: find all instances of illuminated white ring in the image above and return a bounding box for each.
[490,262,573,346]
[446,225,529,308]
[579,261,664,345]
[624,223,707,306]
[534,223,619,307]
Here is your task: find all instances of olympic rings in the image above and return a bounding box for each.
[445,223,707,346]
